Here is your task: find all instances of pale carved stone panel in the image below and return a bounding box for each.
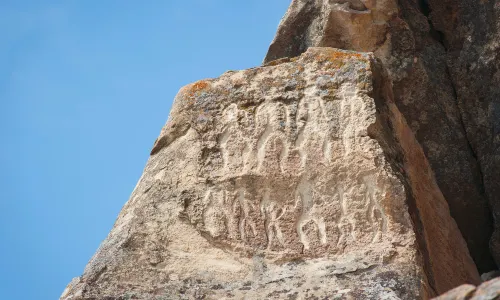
[180,58,394,259]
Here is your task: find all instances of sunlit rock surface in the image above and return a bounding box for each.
[61,48,479,300]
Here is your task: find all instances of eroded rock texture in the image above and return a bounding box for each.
[264,0,496,273]
[60,48,479,300]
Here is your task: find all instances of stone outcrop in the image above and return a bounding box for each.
[264,0,496,274]
[60,48,480,299]
[60,0,500,298]
[432,278,500,300]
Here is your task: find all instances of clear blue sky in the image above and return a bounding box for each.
[0,1,290,299]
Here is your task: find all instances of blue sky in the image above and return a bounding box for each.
[0,1,289,299]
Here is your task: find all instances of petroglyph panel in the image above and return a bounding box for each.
[178,51,397,258]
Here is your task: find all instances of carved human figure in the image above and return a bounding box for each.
[260,188,286,250]
[296,176,329,252]
[236,188,259,244]
[295,97,331,168]
[202,188,241,240]
[255,102,288,173]
[219,104,253,174]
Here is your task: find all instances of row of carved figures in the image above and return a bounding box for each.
[200,174,388,254]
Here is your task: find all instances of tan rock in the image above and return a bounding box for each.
[431,284,476,300]
[61,48,479,300]
[432,277,500,300]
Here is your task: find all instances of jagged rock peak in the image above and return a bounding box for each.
[264,0,398,64]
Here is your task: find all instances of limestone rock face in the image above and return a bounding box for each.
[60,48,479,300]
[264,0,496,273]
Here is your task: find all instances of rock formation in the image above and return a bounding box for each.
[61,0,500,299]
[265,0,497,274]
[61,48,480,299]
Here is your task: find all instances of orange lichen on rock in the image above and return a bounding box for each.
[181,80,211,100]
[313,48,366,65]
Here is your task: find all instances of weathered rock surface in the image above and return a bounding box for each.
[424,0,500,268]
[264,0,496,273]
[432,277,500,300]
[60,48,479,299]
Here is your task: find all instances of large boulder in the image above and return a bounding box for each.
[264,0,496,273]
[60,48,479,300]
